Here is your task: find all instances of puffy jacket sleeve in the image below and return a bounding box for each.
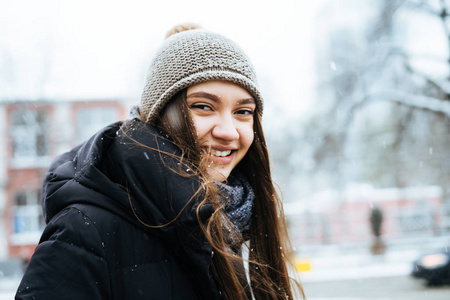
[15,206,110,300]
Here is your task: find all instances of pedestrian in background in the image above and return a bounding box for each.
[15,24,303,300]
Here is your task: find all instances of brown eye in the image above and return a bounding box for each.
[236,109,254,115]
[190,104,213,111]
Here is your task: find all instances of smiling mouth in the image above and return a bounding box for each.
[210,149,233,157]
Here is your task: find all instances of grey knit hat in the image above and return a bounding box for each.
[140,28,263,123]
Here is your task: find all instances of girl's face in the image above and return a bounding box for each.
[186,81,256,181]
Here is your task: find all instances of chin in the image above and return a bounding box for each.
[208,168,231,182]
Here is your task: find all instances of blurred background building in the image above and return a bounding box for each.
[286,185,444,246]
[0,99,127,260]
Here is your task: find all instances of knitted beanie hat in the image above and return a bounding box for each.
[140,26,263,123]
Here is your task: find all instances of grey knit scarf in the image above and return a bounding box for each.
[215,171,254,242]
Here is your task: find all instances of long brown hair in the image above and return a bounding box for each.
[144,89,304,299]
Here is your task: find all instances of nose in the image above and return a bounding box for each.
[211,114,239,141]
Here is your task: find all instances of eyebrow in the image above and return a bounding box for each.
[186,91,255,105]
[186,92,220,102]
[237,98,255,105]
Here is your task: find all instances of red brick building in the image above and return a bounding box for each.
[1,99,128,261]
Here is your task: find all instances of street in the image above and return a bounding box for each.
[292,235,450,299]
[302,275,450,300]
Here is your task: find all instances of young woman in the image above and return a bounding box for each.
[15,25,303,300]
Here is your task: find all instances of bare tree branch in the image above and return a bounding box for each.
[356,89,450,116]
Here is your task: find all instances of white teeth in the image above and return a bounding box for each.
[210,149,232,157]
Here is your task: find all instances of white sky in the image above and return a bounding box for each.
[0,0,326,120]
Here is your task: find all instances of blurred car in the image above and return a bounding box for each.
[411,248,450,285]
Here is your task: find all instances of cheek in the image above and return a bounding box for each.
[191,116,210,140]
[240,125,254,151]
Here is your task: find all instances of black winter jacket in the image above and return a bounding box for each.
[15,120,220,300]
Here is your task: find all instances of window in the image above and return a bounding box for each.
[10,109,49,167]
[397,204,434,234]
[76,107,117,144]
[11,190,44,245]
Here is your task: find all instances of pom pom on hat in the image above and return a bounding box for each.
[165,23,201,39]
